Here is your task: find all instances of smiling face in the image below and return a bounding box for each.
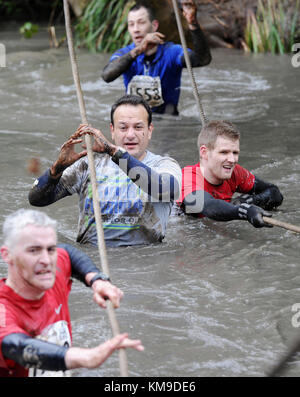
[110,104,153,161]
[127,6,158,46]
[200,135,240,185]
[1,224,57,300]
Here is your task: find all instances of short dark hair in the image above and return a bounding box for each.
[197,120,240,150]
[128,2,156,22]
[110,95,152,126]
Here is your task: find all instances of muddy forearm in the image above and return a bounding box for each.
[182,26,212,67]
[102,52,136,83]
[183,190,239,220]
[28,169,70,207]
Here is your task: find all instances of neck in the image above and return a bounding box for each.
[145,45,158,57]
[136,150,147,161]
[6,276,44,300]
[199,162,223,186]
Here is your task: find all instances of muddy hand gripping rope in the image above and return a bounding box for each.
[63,0,129,377]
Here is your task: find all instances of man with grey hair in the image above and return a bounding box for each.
[0,209,143,377]
[176,120,284,228]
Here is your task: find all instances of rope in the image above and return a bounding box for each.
[171,0,208,126]
[63,0,129,377]
[267,335,300,377]
[263,216,300,234]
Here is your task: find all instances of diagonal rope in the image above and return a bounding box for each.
[171,0,209,126]
[267,335,300,377]
[63,0,129,377]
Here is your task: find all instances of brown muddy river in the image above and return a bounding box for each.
[0,24,300,377]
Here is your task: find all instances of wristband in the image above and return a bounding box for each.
[89,273,110,287]
[111,147,127,164]
[238,202,251,220]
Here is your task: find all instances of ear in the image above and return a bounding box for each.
[110,123,115,142]
[147,123,154,140]
[152,19,159,32]
[0,246,12,265]
[199,145,208,160]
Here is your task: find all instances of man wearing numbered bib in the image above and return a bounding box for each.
[102,1,211,116]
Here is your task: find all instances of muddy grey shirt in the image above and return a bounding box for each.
[59,151,181,247]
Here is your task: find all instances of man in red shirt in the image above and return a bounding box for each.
[177,120,283,227]
[0,209,143,377]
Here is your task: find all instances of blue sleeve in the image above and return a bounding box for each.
[113,152,180,201]
[110,44,133,61]
[58,243,109,286]
[28,169,71,207]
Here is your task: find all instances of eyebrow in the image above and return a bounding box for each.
[117,121,145,126]
[26,244,57,250]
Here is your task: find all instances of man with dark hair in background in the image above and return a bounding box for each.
[101,1,211,115]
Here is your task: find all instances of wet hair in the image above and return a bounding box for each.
[197,120,240,150]
[110,94,152,126]
[128,2,156,22]
[2,209,57,249]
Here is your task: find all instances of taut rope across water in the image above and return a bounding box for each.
[63,0,129,377]
[171,0,208,127]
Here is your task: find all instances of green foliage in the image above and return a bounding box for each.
[0,0,21,17]
[244,0,299,54]
[19,22,39,39]
[75,0,135,53]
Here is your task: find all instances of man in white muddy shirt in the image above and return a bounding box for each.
[29,95,182,247]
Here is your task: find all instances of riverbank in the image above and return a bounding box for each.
[0,0,299,52]
[196,0,300,49]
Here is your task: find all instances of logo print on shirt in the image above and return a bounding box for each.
[55,304,62,315]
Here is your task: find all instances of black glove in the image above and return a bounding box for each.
[232,187,284,211]
[238,203,273,228]
[253,186,284,211]
[231,194,254,206]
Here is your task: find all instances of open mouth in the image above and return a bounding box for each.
[124,143,138,150]
[35,269,52,278]
[222,164,234,173]
[134,36,143,43]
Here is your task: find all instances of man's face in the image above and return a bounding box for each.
[127,7,156,46]
[201,136,240,184]
[2,225,57,298]
[110,104,153,161]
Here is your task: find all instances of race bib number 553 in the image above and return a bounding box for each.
[127,75,164,108]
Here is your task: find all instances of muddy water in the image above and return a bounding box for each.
[0,24,300,377]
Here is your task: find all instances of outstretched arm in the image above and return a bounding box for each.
[65,333,143,370]
[183,190,273,228]
[2,333,143,373]
[180,0,212,67]
[232,176,284,210]
[28,131,88,207]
